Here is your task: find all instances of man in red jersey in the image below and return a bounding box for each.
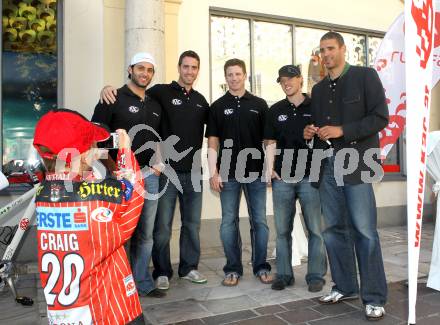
[33,109,145,324]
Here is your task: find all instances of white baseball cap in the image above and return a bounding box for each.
[130,52,156,67]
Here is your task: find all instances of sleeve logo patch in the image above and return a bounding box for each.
[124,274,137,297]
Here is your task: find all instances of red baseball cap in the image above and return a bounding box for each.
[33,109,110,161]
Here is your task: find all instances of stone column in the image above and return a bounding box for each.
[125,0,165,83]
[164,0,183,82]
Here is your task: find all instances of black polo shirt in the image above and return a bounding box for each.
[147,81,209,172]
[92,84,161,168]
[264,95,313,179]
[206,91,268,180]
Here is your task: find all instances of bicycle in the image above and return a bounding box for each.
[0,160,43,307]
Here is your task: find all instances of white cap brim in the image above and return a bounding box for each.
[130,52,156,67]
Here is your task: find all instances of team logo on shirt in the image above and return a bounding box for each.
[224,108,234,115]
[128,106,139,113]
[124,274,137,297]
[50,183,63,202]
[278,115,288,122]
[171,98,182,105]
[91,207,113,223]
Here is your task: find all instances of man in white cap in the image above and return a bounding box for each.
[99,50,209,291]
[92,52,165,298]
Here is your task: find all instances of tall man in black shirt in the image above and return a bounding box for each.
[92,52,165,298]
[148,51,209,289]
[100,51,209,291]
[206,58,272,286]
[264,65,327,292]
[304,32,388,320]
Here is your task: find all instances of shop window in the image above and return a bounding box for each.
[253,21,292,105]
[1,0,59,171]
[210,12,402,176]
[368,36,383,67]
[294,27,327,94]
[210,16,251,102]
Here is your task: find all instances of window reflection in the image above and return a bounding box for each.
[253,21,292,105]
[209,15,397,172]
[295,27,327,94]
[210,16,251,101]
[340,32,366,66]
[368,36,383,67]
[2,0,58,166]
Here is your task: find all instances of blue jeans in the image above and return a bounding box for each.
[272,178,327,284]
[319,157,387,305]
[220,178,271,276]
[130,172,159,294]
[152,172,202,278]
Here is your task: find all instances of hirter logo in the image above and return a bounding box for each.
[91,207,113,223]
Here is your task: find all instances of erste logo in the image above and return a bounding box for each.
[37,206,89,231]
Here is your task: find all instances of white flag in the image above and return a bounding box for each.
[405,0,435,324]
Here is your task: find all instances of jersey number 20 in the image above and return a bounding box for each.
[41,252,84,306]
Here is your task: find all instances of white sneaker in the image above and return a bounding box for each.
[319,289,358,304]
[156,276,169,290]
[181,270,207,284]
[365,304,385,320]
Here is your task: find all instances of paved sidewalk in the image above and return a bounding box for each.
[0,224,438,324]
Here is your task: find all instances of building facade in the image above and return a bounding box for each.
[1,0,437,257]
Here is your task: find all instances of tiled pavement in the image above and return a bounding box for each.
[1,223,439,324]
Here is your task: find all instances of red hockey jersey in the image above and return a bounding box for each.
[36,149,144,324]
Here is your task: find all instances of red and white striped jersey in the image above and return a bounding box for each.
[36,149,144,325]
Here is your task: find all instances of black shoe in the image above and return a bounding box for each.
[139,288,166,298]
[308,280,324,292]
[271,278,294,290]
